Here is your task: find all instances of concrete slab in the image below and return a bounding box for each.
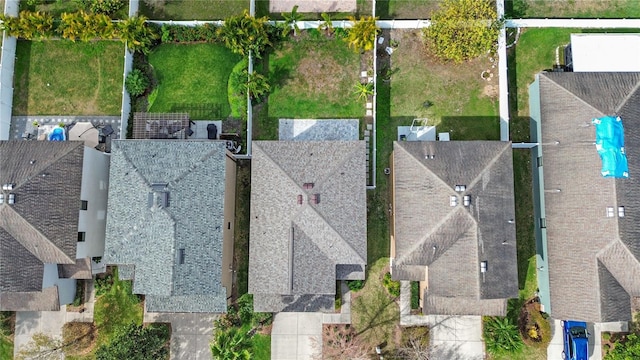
[144,311,218,360]
[269,0,356,13]
[428,315,484,360]
[278,119,359,141]
[272,312,322,360]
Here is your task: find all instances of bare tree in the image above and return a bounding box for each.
[314,324,369,360]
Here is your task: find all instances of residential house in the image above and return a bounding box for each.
[391,141,518,316]
[248,140,367,312]
[530,72,640,322]
[0,140,110,311]
[104,140,236,313]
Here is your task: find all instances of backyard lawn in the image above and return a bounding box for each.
[19,0,128,18]
[267,35,362,120]
[139,0,248,20]
[390,29,500,140]
[0,336,11,360]
[379,0,439,19]
[13,40,124,116]
[510,0,640,18]
[148,43,241,120]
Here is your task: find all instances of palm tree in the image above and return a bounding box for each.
[210,327,252,360]
[217,10,271,59]
[345,16,380,52]
[354,81,374,101]
[483,316,523,355]
[245,71,270,100]
[281,5,303,37]
[318,12,334,36]
[118,16,159,54]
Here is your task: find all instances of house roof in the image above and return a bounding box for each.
[0,141,84,311]
[249,141,367,312]
[104,140,229,313]
[392,141,518,316]
[538,72,640,322]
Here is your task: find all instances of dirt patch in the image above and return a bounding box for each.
[290,52,343,101]
[483,84,499,98]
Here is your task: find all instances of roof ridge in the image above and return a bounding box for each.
[11,142,83,191]
[314,141,362,188]
[465,142,511,192]
[253,143,305,194]
[615,78,640,113]
[0,206,74,264]
[596,238,640,295]
[541,74,605,116]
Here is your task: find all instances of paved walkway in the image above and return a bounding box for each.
[144,311,219,360]
[14,281,95,358]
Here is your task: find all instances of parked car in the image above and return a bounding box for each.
[562,320,589,360]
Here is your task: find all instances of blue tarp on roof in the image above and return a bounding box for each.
[593,116,629,178]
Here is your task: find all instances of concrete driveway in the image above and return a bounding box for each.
[271,312,322,360]
[428,315,485,360]
[144,311,219,360]
[547,319,628,360]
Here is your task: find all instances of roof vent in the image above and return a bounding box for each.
[463,195,471,207]
[178,248,185,264]
[297,194,303,205]
[480,261,488,273]
[8,194,15,205]
[606,206,615,218]
[311,194,320,204]
[618,206,625,218]
[2,183,14,191]
[303,182,314,189]
[449,195,458,207]
[29,159,36,165]
[455,185,466,192]
[0,194,4,204]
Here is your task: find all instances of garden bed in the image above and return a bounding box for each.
[20,0,129,19]
[139,0,248,20]
[13,40,124,116]
[147,43,241,120]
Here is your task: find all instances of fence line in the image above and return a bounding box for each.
[0,0,18,140]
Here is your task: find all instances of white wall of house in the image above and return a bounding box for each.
[42,263,76,306]
[77,147,110,261]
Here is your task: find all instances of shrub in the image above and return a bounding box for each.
[347,280,364,292]
[483,316,523,355]
[62,322,96,355]
[125,69,150,97]
[79,0,126,15]
[382,272,400,297]
[94,273,113,297]
[161,24,218,43]
[96,323,169,360]
[228,59,248,119]
[410,281,420,309]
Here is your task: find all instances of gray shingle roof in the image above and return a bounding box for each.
[538,72,640,322]
[0,141,84,311]
[392,141,518,316]
[249,141,367,313]
[104,140,229,313]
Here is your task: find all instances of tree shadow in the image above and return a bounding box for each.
[13,40,32,116]
[352,286,399,342]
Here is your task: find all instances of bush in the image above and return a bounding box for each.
[125,69,150,97]
[62,322,96,355]
[94,273,113,297]
[72,282,85,307]
[382,272,400,297]
[347,280,365,292]
[483,316,523,355]
[79,0,126,15]
[96,323,169,360]
[161,24,218,43]
[410,281,420,309]
[228,59,248,119]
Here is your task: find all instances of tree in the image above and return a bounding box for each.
[210,327,252,360]
[217,10,272,59]
[397,326,430,360]
[315,325,368,360]
[345,16,379,52]
[245,71,270,100]
[318,12,334,36]
[606,333,640,359]
[118,16,159,54]
[281,5,303,37]
[354,82,374,101]
[95,323,169,360]
[423,0,501,63]
[125,69,150,97]
[483,316,523,355]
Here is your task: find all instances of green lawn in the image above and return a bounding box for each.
[93,268,143,346]
[390,29,499,139]
[20,0,129,18]
[13,40,124,116]
[252,333,271,360]
[0,336,12,360]
[510,0,640,18]
[139,0,248,20]
[379,0,439,19]
[148,43,241,120]
[267,35,362,120]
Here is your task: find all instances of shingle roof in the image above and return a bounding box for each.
[538,72,640,322]
[0,141,84,311]
[104,140,229,313]
[392,141,518,316]
[249,141,367,312]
